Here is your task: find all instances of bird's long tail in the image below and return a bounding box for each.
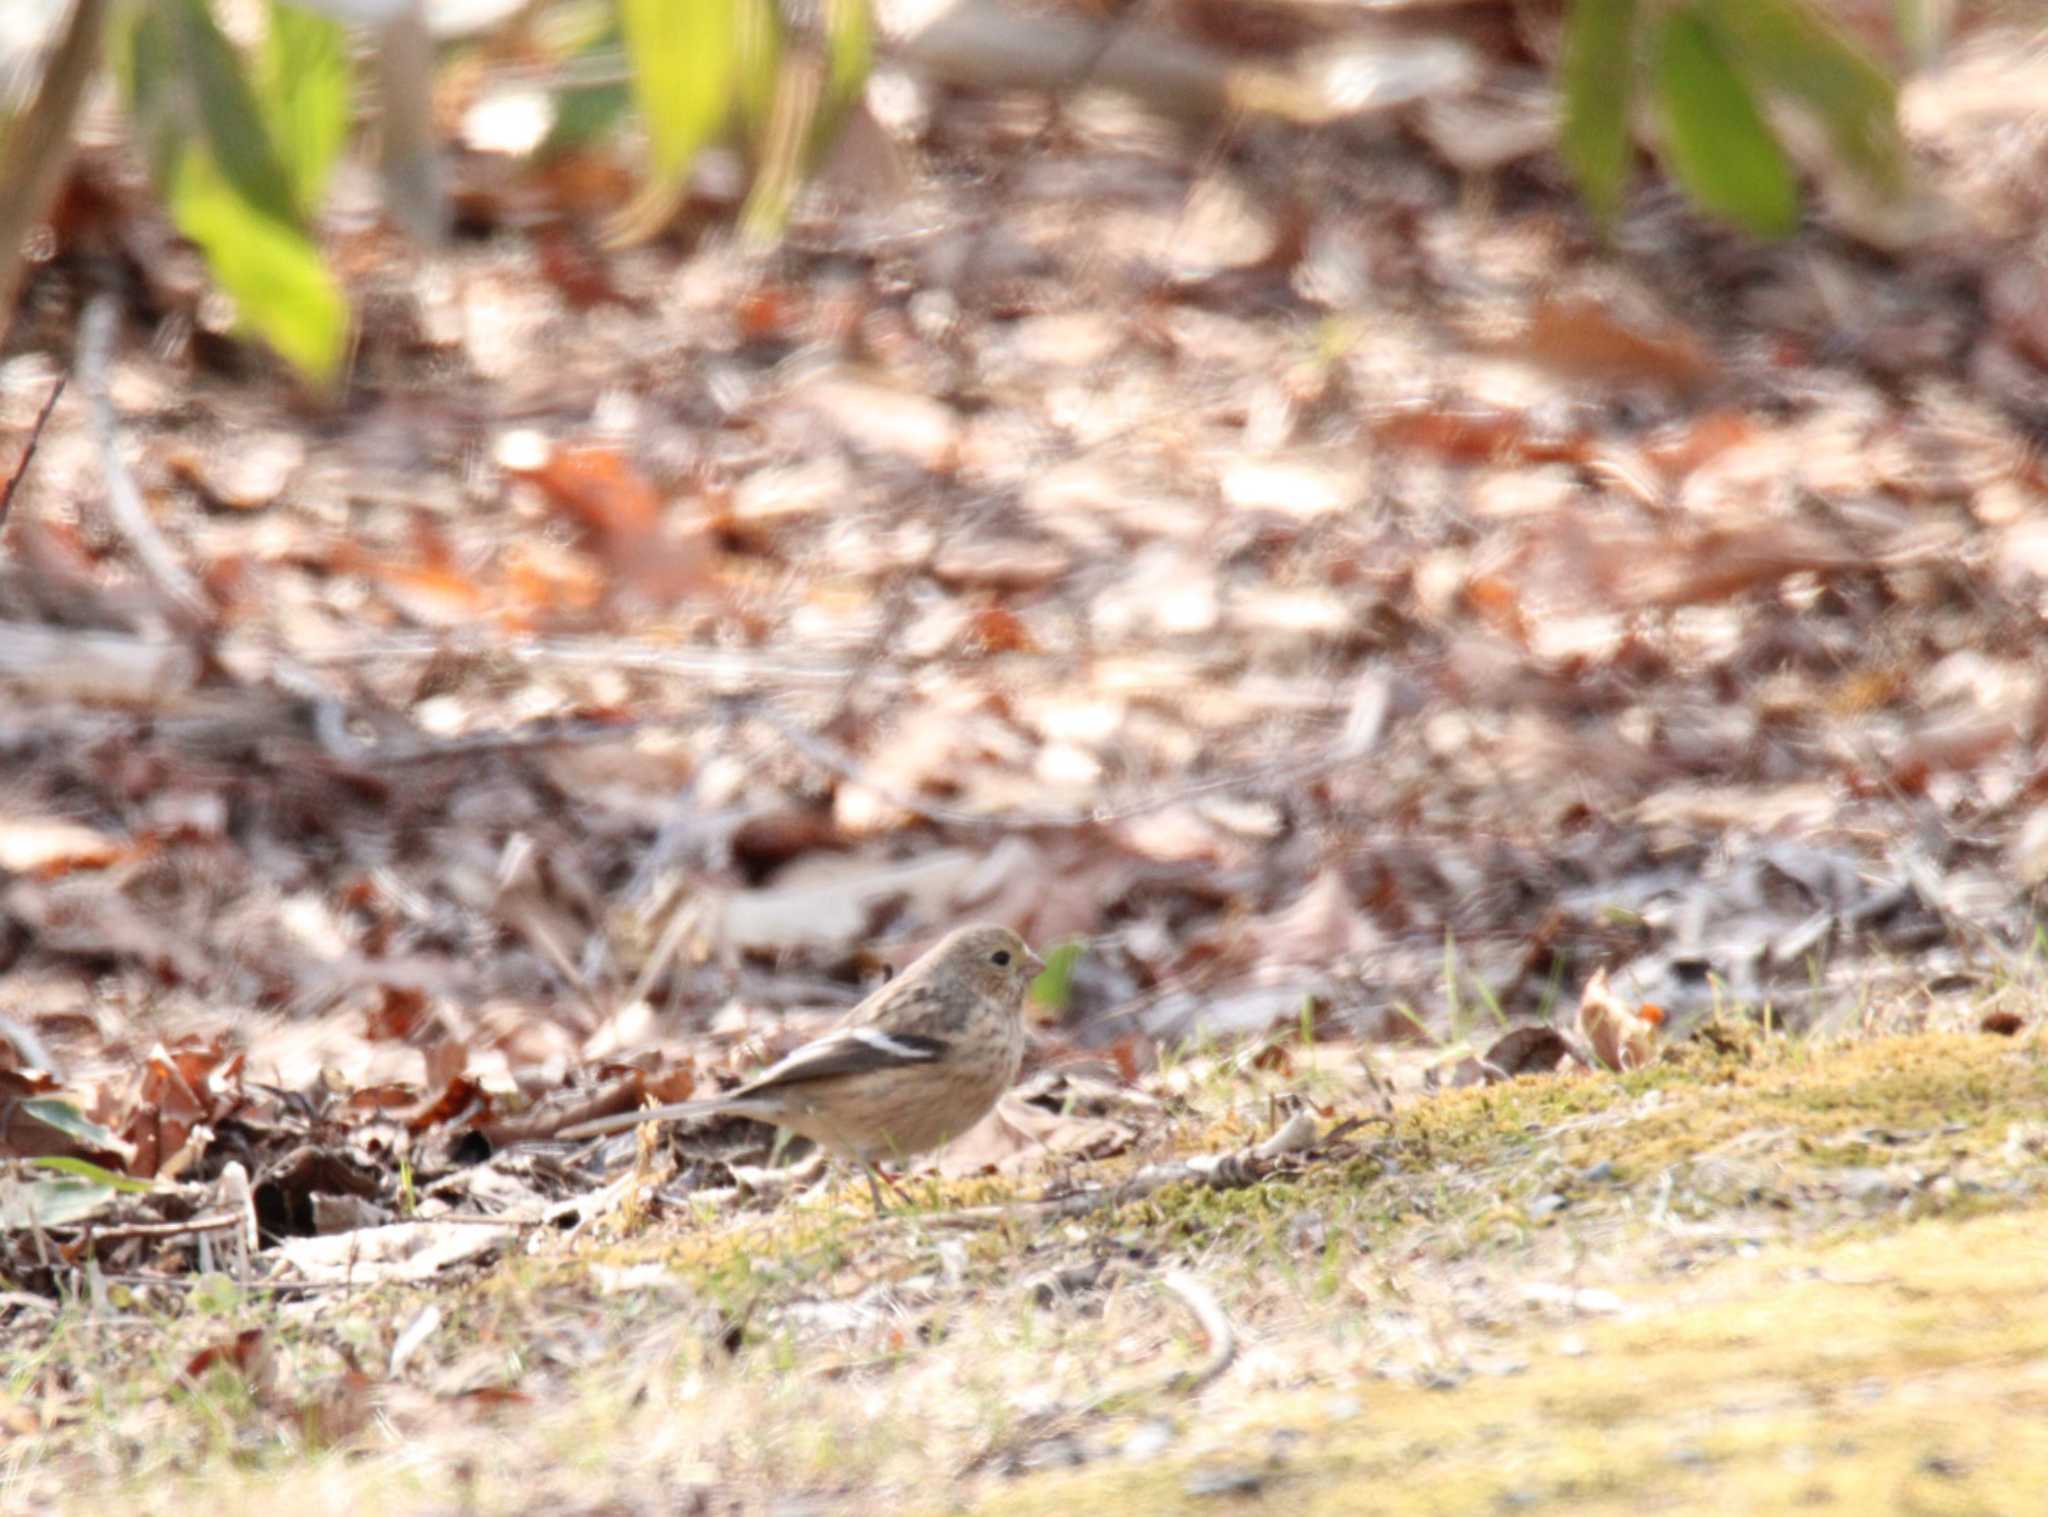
[557,1097,732,1141]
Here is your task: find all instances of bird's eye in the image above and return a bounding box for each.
[991,949,1012,967]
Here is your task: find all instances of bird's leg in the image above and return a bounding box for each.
[861,1161,914,1212]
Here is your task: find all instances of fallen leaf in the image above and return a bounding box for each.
[1576,967,1659,1072]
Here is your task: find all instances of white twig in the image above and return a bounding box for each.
[1157,1269,1236,1395]
[78,294,212,626]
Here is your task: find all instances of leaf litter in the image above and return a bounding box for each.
[7,1,2048,1510]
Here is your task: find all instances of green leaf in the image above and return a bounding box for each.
[1702,0,1903,198]
[1558,0,1639,227]
[167,146,350,382]
[619,0,738,190]
[165,0,299,227]
[0,1176,118,1229]
[116,0,350,382]
[821,0,873,121]
[733,0,783,142]
[1030,940,1087,1014]
[1651,6,1799,238]
[259,2,352,217]
[29,1155,155,1191]
[20,1097,136,1162]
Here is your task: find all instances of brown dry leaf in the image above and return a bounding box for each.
[0,815,131,877]
[1575,967,1659,1072]
[348,552,490,628]
[404,1072,490,1135]
[1480,1025,1573,1081]
[501,437,714,605]
[1980,1011,2025,1037]
[510,442,661,543]
[366,986,431,1042]
[1591,525,1863,610]
[1643,410,1758,481]
[536,1061,698,1144]
[530,222,640,313]
[1509,295,1717,396]
[1372,407,1590,468]
[120,1039,244,1178]
[182,1328,273,1393]
[499,539,606,623]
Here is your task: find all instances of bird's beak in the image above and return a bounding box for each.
[1025,946,1047,976]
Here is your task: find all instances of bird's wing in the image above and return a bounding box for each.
[737,1025,949,1093]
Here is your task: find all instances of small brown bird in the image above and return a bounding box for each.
[561,924,1043,1205]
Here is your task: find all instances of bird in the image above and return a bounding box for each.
[560,923,1044,1206]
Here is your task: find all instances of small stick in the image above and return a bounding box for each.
[1155,1269,1236,1395]
[78,1211,243,1242]
[0,374,64,534]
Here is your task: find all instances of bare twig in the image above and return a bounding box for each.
[78,293,212,626]
[0,375,65,534]
[1154,1269,1236,1395]
[78,1212,242,1243]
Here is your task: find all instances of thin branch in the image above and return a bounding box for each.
[78,293,212,626]
[79,1211,242,1242]
[1154,1269,1236,1395]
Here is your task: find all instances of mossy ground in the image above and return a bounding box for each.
[8,1021,2048,1516]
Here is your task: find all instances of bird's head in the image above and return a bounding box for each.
[923,923,1045,1007]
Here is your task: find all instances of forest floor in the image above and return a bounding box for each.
[8,2,2048,1512]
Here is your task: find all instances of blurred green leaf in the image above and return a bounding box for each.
[734,0,783,140]
[259,1,352,217]
[739,0,872,243]
[543,77,636,156]
[168,146,350,382]
[1703,0,1904,197]
[822,0,873,121]
[1651,6,1798,238]
[1559,0,1639,227]
[20,1097,136,1162]
[1030,940,1087,1014]
[163,0,298,226]
[0,1175,118,1229]
[617,0,738,205]
[29,1155,154,1191]
[739,54,816,243]
[1891,0,1951,67]
[189,1272,244,1315]
[117,0,349,382]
